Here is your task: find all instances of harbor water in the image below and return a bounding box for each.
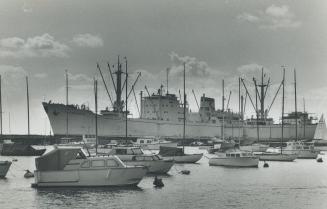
[1,147,327,209]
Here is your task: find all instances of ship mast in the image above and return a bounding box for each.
[294,69,298,141]
[94,79,98,155]
[115,56,123,112]
[125,57,128,139]
[65,70,69,137]
[281,67,286,154]
[26,76,30,136]
[183,63,186,153]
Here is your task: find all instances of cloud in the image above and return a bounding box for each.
[168,51,213,77]
[237,4,301,30]
[34,72,48,78]
[68,73,93,83]
[237,13,260,23]
[0,34,70,58]
[72,34,104,48]
[0,65,27,76]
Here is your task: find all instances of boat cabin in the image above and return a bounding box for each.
[35,147,126,171]
[108,147,144,155]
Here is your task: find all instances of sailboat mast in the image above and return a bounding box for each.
[65,70,69,137]
[0,75,2,136]
[166,68,169,94]
[281,68,286,154]
[294,69,298,141]
[222,79,225,140]
[222,80,225,112]
[26,76,30,135]
[183,63,186,153]
[125,57,128,139]
[94,79,98,155]
[303,97,306,138]
[254,79,259,143]
[238,77,241,144]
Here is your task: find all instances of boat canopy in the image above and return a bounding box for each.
[159,146,184,156]
[35,147,86,171]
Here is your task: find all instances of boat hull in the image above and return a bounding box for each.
[0,161,12,178]
[32,167,147,187]
[163,154,203,163]
[124,160,174,174]
[43,103,317,141]
[139,142,178,150]
[283,150,319,159]
[258,153,297,161]
[0,144,46,156]
[208,157,259,167]
[240,144,269,152]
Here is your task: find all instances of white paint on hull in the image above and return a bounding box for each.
[44,103,317,141]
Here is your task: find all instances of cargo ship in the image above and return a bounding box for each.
[43,59,319,141]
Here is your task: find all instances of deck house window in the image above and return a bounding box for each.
[91,160,105,167]
[81,161,90,168]
[107,160,118,167]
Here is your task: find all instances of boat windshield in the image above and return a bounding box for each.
[131,148,143,155]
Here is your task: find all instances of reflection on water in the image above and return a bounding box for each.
[1,147,327,209]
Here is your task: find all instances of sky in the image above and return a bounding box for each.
[0,0,326,134]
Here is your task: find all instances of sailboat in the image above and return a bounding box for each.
[280,69,319,159]
[159,63,203,163]
[1,76,46,156]
[240,69,269,152]
[259,68,297,162]
[208,78,259,167]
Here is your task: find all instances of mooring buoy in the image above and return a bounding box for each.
[153,176,164,187]
[317,157,323,163]
[24,170,34,178]
[263,161,269,168]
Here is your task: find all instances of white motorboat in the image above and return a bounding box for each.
[283,141,319,159]
[59,135,96,149]
[133,137,177,150]
[107,147,174,174]
[240,143,269,152]
[32,147,147,187]
[0,161,12,178]
[208,149,259,167]
[159,146,203,163]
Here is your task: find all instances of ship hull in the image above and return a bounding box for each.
[43,103,317,141]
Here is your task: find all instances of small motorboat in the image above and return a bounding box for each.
[32,147,147,187]
[1,143,46,156]
[108,147,174,174]
[159,146,203,163]
[282,141,319,159]
[209,149,259,167]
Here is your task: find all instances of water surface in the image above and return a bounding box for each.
[1,147,327,209]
